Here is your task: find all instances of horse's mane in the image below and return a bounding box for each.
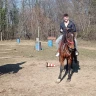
[61,32,74,44]
[62,33,67,44]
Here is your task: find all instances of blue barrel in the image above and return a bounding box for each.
[35,42,42,51]
[17,38,20,43]
[48,40,53,47]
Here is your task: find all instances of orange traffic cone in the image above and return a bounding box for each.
[46,62,55,67]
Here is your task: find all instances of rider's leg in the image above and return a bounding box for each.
[74,38,77,50]
[55,35,63,56]
[74,32,79,56]
[74,38,79,56]
[56,35,63,49]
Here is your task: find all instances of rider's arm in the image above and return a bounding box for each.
[60,23,64,33]
[72,22,77,38]
[71,22,76,32]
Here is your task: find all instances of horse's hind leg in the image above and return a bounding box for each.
[57,57,65,83]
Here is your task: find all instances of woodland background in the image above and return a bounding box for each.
[0,0,96,40]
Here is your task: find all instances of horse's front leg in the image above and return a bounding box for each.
[67,58,72,82]
[57,57,65,83]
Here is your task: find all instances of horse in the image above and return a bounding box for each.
[57,32,75,83]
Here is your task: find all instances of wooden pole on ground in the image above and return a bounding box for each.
[36,26,39,42]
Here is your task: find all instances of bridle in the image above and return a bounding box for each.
[62,32,74,55]
[67,39,74,45]
[66,32,74,45]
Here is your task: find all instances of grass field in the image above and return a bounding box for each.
[0,39,96,96]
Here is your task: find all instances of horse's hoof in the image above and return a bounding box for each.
[56,79,61,83]
[67,79,71,82]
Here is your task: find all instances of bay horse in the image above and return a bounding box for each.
[57,32,75,83]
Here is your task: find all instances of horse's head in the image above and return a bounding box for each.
[60,32,74,54]
[66,32,74,50]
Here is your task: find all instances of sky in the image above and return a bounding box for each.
[16,0,22,8]
[16,0,74,9]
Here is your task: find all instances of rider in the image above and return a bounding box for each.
[55,13,78,57]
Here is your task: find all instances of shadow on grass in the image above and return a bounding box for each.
[0,62,26,76]
[61,61,80,81]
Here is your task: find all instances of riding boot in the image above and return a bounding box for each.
[75,49,79,56]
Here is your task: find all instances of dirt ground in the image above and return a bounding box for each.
[0,40,96,96]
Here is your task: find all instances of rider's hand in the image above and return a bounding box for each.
[60,29,63,32]
[66,28,70,30]
[60,29,63,33]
